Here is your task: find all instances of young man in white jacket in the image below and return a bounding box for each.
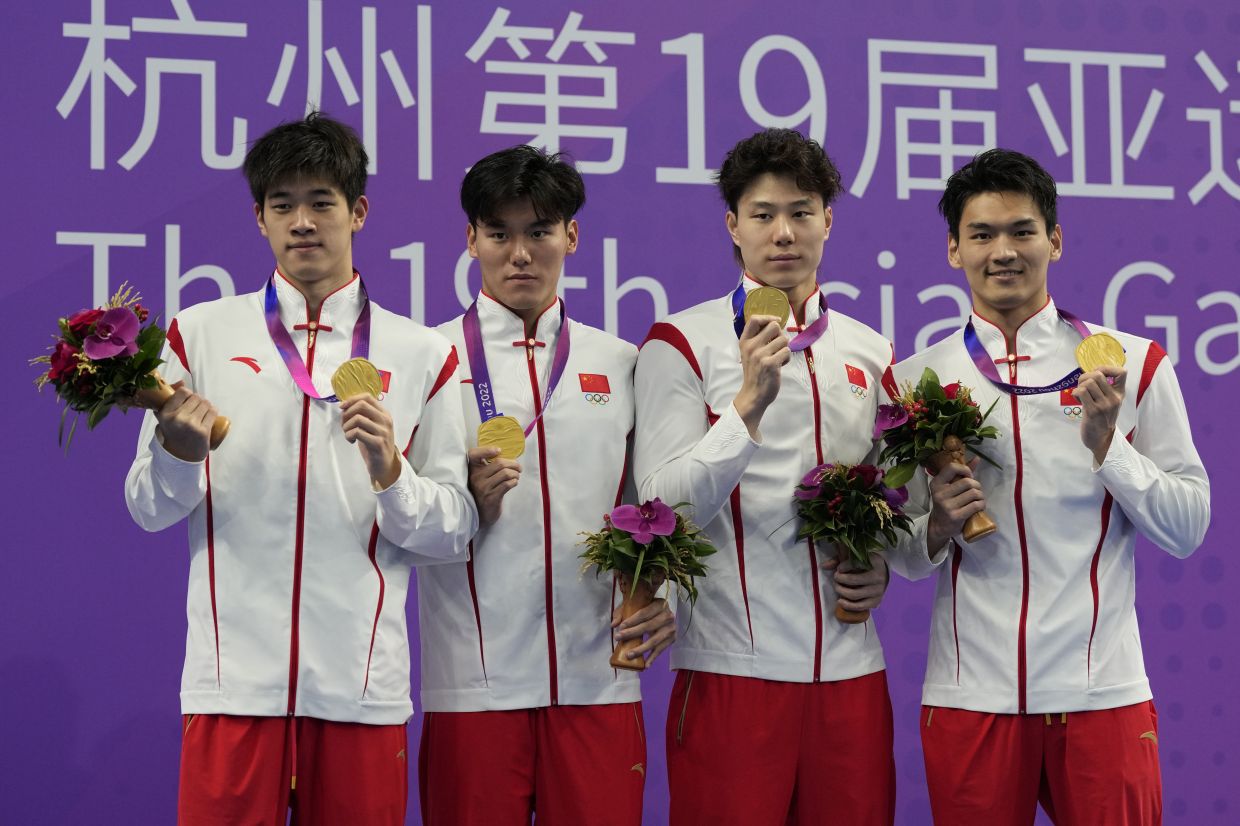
[420,145,675,826]
[124,113,476,825]
[887,148,1210,824]
[634,129,896,825]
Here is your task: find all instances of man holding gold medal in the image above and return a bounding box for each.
[125,113,477,824]
[419,145,674,825]
[634,129,897,824]
[887,149,1211,824]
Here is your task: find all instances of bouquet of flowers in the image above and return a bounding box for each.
[580,498,716,671]
[875,367,999,542]
[31,284,228,450]
[795,463,913,623]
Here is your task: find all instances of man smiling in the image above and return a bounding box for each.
[125,113,476,825]
[887,148,1211,825]
[420,145,674,826]
[634,129,896,825]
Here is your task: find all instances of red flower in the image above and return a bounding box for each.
[48,341,81,381]
[67,308,104,338]
[847,464,882,488]
[133,303,150,322]
[944,383,961,399]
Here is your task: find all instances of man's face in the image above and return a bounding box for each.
[949,191,1062,324]
[255,176,367,292]
[726,172,832,292]
[467,199,578,320]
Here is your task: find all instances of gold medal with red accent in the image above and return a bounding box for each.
[478,415,526,460]
[742,286,791,328]
[1075,333,1126,373]
[331,358,383,400]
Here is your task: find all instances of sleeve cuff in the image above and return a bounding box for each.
[150,437,207,497]
[373,456,416,504]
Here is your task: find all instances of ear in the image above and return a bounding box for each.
[947,233,963,270]
[565,218,579,255]
[822,206,833,241]
[1048,224,1063,262]
[466,223,479,260]
[254,203,268,238]
[725,211,740,247]
[350,195,369,232]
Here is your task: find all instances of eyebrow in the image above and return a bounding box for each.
[966,217,1039,229]
[267,188,336,200]
[749,199,815,210]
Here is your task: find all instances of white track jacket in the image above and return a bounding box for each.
[125,273,476,725]
[634,280,894,683]
[888,299,1210,715]
[422,294,639,711]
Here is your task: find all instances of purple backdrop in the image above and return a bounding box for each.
[5,1,1237,823]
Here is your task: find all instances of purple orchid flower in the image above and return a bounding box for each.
[882,484,910,510]
[610,498,677,544]
[83,307,140,360]
[872,403,909,440]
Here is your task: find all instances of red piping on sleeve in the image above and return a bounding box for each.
[642,323,702,381]
[167,318,190,372]
[427,347,460,403]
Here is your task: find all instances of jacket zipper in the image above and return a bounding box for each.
[525,337,559,705]
[806,342,825,682]
[287,313,320,715]
[1008,349,1030,714]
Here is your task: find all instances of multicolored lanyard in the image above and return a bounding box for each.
[462,299,572,437]
[729,280,830,351]
[264,271,371,403]
[963,308,1093,396]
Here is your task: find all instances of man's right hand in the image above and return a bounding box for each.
[926,459,985,556]
[467,445,521,525]
[732,315,791,439]
[155,382,218,463]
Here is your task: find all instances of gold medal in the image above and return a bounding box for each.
[742,286,791,328]
[1075,333,1126,373]
[331,358,384,400]
[477,415,526,460]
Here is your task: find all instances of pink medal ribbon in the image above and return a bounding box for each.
[264,272,371,403]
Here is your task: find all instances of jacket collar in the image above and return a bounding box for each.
[970,295,1061,360]
[272,268,365,332]
[476,291,564,346]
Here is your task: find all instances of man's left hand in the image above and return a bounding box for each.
[1075,365,1127,465]
[613,598,676,665]
[823,551,890,614]
[341,394,401,489]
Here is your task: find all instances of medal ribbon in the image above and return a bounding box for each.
[462,299,572,437]
[730,280,830,352]
[963,308,1095,396]
[264,271,371,403]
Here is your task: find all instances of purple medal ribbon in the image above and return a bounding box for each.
[265,271,371,403]
[963,308,1098,396]
[730,280,830,351]
[462,298,572,437]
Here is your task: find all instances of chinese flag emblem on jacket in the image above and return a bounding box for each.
[579,373,611,393]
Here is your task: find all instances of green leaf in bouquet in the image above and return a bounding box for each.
[883,461,916,489]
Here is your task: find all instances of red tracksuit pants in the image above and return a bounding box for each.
[921,701,1161,825]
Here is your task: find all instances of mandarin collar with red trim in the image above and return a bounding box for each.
[969,296,1064,360]
[272,269,365,331]
[739,272,825,330]
[476,290,564,346]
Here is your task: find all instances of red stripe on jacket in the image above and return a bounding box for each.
[643,323,702,381]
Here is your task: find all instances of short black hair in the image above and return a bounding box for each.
[243,112,368,209]
[939,148,1058,240]
[716,129,842,265]
[460,145,585,227]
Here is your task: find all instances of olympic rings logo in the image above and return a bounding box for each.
[1062,406,1082,420]
[850,385,868,399]
[584,393,610,405]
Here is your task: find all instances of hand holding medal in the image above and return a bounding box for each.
[1073,333,1127,463]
